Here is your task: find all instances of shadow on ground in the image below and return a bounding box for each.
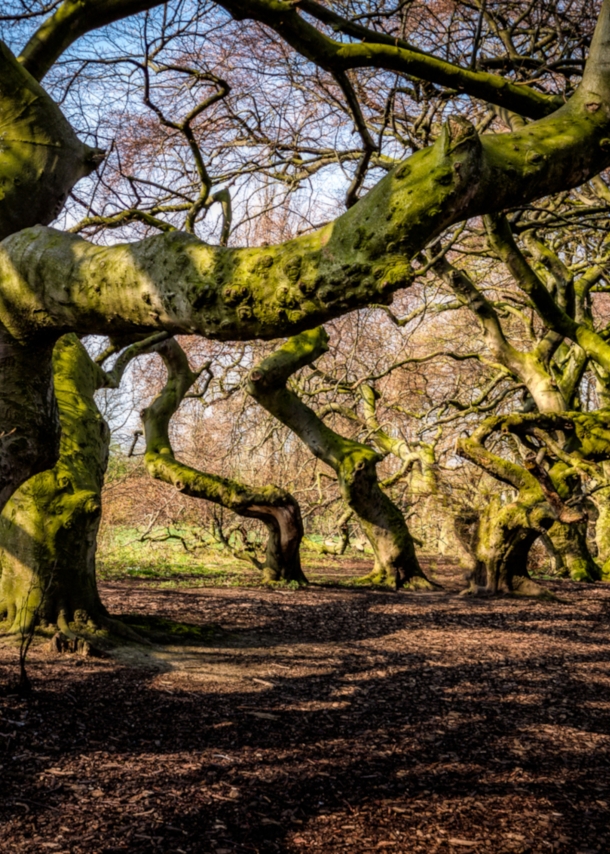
[0,565,609,853]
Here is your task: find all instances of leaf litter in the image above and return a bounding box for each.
[0,559,609,853]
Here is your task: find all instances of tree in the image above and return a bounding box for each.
[0,0,609,613]
[0,1,609,513]
[0,332,165,634]
[247,327,430,588]
[141,337,306,583]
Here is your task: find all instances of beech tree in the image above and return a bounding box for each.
[141,337,307,583]
[0,0,610,626]
[247,327,430,588]
[0,331,167,634]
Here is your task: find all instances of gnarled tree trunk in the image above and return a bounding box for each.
[0,331,169,636]
[247,328,431,590]
[545,518,601,581]
[0,335,110,634]
[591,465,610,577]
[141,339,306,584]
[467,497,553,596]
[458,420,592,595]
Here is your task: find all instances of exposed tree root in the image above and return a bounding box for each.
[460,576,557,600]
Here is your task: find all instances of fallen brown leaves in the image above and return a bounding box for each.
[0,560,609,853]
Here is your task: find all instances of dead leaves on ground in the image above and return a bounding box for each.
[0,562,609,853]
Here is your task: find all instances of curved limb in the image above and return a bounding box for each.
[247,328,431,590]
[141,339,306,584]
[0,42,100,242]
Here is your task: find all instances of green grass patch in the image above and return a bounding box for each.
[97,525,376,588]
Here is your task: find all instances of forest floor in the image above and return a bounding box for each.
[0,557,609,854]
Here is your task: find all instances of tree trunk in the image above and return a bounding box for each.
[451,509,484,575]
[338,451,426,588]
[592,471,610,578]
[141,339,307,584]
[247,328,431,590]
[463,497,550,597]
[0,328,60,513]
[0,335,109,633]
[458,418,595,595]
[545,519,601,581]
[250,502,306,583]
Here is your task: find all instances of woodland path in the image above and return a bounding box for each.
[0,562,609,854]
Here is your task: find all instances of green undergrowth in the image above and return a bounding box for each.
[97,525,373,588]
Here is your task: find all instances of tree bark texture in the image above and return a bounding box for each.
[467,497,551,596]
[0,335,110,633]
[545,519,601,581]
[458,420,597,594]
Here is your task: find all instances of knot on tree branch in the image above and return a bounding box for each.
[443,116,479,154]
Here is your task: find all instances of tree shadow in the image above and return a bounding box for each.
[0,581,609,853]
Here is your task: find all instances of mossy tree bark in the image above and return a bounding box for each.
[247,328,431,589]
[432,247,599,580]
[141,339,306,584]
[470,497,553,596]
[458,415,595,595]
[544,519,600,581]
[0,332,167,635]
[0,4,610,511]
[0,335,111,634]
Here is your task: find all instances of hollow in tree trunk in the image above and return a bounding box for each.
[465,497,554,596]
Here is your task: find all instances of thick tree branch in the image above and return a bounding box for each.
[4,77,610,345]
[141,338,306,582]
[18,0,166,81]
[487,215,610,376]
[0,42,101,242]
[223,0,563,119]
[246,328,429,588]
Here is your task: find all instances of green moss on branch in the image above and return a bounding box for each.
[0,41,100,242]
[248,328,430,589]
[0,335,110,633]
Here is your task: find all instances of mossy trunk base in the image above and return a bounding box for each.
[0,336,111,635]
[462,499,552,598]
[545,519,600,582]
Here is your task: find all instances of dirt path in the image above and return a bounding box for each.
[1,568,609,853]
